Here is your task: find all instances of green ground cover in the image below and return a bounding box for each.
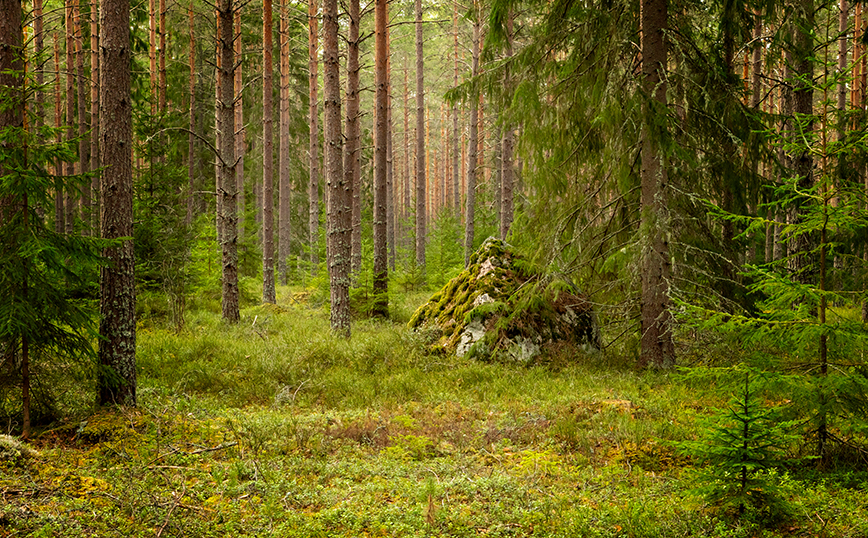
[1,288,867,537]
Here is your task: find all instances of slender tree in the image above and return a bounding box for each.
[217,0,240,322]
[53,31,63,233]
[278,0,291,283]
[464,5,480,266]
[323,0,350,334]
[89,0,99,231]
[263,0,276,303]
[415,0,426,278]
[74,0,90,232]
[234,8,245,239]
[309,0,320,273]
[373,0,388,316]
[186,0,196,225]
[98,0,137,405]
[386,23,396,271]
[452,1,460,216]
[345,0,361,277]
[65,0,75,233]
[638,0,675,368]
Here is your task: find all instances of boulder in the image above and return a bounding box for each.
[409,238,600,362]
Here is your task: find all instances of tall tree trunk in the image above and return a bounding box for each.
[53,31,64,233]
[158,0,166,115]
[148,0,156,112]
[373,0,388,316]
[787,0,814,284]
[98,0,137,405]
[308,0,320,273]
[218,0,240,322]
[278,0,291,284]
[90,0,99,233]
[499,12,514,240]
[234,8,245,240]
[386,24,396,272]
[452,1,460,216]
[403,64,411,252]
[65,0,75,234]
[638,0,675,369]
[415,0,426,279]
[464,8,480,266]
[346,0,361,277]
[186,0,196,226]
[323,0,349,334]
[74,0,90,233]
[262,0,276,303]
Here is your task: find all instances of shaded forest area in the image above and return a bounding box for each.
[3,0,868,534]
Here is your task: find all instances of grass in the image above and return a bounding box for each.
[2,286,868,537]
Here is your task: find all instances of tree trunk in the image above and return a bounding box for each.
[323,0,349,335]
[53,31,64,233]
[309,0,320,273]
[218,0,240,322]
[638,0,675,369]
[500,129,514,239]
[278,0,291,284]
[98,0,137,405]
[414,0,426,279]
[235,8,245,240]
[186,0,196,226]
[90,0,99,233]
[403,65,411,252]
[387,24,396,272]
[262,0,276,303]
[65,0,76,234]
[464,8,480,266]
[787,0,814,285]
[74,0,90,233]
[158,0,166,114]
[345,0,361,277]
[452,1,460,216]
[373,0,389,316]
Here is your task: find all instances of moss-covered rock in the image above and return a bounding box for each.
[409,238,600,362]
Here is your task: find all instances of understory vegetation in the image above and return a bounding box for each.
[2,282,868,538]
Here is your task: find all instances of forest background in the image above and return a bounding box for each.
[2,0,868,534]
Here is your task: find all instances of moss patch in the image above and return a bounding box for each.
[409,238,600,361]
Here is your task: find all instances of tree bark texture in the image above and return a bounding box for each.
[218,0,239,322]
[262,0,276,303]
[98,0,137,405]
[373,0,389,316]
[638,0,675,369]
[323,0,350,335]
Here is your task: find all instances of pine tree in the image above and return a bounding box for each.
[99,0,137,404]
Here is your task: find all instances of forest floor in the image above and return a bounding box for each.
[1,287,867,537]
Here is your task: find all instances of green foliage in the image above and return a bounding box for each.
[0,106,108,428]
[676,368,799,522]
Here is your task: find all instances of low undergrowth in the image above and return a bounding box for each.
[2,287,867,537]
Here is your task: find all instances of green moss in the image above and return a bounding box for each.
[464,301,508,325]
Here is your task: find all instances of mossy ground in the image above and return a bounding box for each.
[410,239,598,359]
[1,287,867,537]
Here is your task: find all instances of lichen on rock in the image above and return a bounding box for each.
[409,237,600,362]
